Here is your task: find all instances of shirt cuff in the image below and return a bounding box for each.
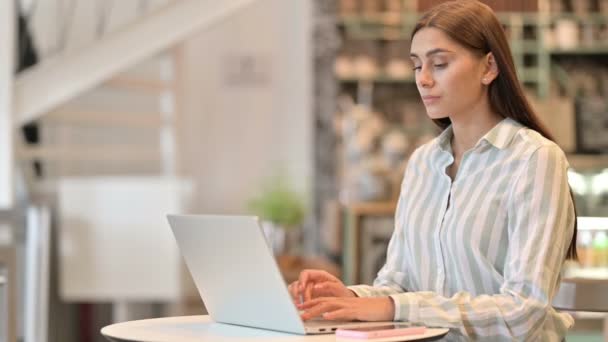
[347,285,371,298]
[389,292,418,322]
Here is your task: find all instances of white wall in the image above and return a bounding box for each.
[18,0,313,215]
[179,0,312,214]
[0,0,15,209]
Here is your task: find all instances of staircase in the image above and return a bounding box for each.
[18,51,182,183]
[1,1,259,342]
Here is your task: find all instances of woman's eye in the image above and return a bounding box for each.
[434,63,447,69]
[412,66,421,71]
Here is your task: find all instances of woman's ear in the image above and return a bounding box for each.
[481,52,499,85]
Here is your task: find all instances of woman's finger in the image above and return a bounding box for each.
[313,282,347,298]
[300,301,343,321]
[288,281,298,300]
[298,297,353,313]
[304,282,313,302]
[298,271,310,292]
[299,269,338,291]
[296,297,326,309]
[322,308,354,321]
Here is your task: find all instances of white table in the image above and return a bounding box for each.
[101,315,451,342]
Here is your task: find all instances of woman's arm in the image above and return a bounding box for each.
[347,229,409,297]
[301,144,573,339]
[347,148,422,298]
[386,145,575,340]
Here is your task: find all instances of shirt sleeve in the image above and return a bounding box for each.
[348,149,420,298]
[357,145,575,340]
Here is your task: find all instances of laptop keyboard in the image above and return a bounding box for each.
[305,319,342,327]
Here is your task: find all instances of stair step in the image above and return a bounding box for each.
[15,0,256,125]
[104,76,172,93]
[18,146,160,163]
[45,109,165,128]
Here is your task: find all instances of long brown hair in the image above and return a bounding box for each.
[412,0,578,260]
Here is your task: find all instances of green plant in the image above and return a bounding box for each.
[248,175,306,229]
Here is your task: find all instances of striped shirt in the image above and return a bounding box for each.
[349,118,575,341]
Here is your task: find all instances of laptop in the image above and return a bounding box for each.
[167,214,395,334]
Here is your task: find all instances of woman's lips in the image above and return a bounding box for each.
[421,95,441,105]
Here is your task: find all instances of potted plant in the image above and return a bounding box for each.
[248,174,306,255]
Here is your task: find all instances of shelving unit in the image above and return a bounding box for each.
[334,1,608,164]
[335,0,608,284]
[336,7,608,99]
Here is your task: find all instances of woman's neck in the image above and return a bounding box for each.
[450,105,503,157]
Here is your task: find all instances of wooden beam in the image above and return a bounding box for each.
[0,0,15,210]
[14,0,257,127]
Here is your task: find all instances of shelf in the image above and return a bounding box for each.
[337,11,608,99]
[550,13,608,24]
[338,74,414,84]
[567,154,608,171]
[549,47,608,55]
[338,13,406,26]
[564,267,608,280]
[510,40,542,54]
[342,32,411,41]
[339,12,560,26]
[497,12,545,25]
[339,12,608,34]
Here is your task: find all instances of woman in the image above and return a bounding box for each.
[289,1,577,340]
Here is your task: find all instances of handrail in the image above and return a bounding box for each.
[14,0,257,127]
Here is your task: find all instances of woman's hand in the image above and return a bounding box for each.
[287,269,355,303]
[297,297,395,322]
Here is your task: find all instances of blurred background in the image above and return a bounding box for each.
[0,0,607,341]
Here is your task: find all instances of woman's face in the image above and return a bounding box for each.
[410,27,488,120]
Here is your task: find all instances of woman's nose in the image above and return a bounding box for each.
[417,68,434,88]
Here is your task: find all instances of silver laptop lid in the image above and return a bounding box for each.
[167,214,306,335]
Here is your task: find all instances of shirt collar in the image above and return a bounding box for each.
[435,125,453,153]
[480,117,523,149]
[434,117,523,152]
